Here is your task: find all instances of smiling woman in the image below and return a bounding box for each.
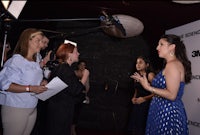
[0,28,48,135]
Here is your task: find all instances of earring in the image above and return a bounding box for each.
[170,52,174,56]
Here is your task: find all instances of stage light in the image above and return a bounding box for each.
[1,0,10,9]
[172,0,200,4]
[0,1,27,67]
[100,14,144,38]
[1,0,27,19]
[7,1,27,19]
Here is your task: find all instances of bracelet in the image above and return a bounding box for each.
[25,85,31,92]
[150,87,155,94]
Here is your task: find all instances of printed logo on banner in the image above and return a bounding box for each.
[188,120,200,128]
[192,50,200,57]
[178,29,200,39]
[192,75,200,80]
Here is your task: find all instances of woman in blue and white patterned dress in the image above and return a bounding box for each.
[131,34,192,135]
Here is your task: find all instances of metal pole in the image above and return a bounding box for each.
[1,30,8,67]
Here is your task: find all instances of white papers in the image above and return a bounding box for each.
[33,76,68,101]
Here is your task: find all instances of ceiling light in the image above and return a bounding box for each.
[172,0,200,4]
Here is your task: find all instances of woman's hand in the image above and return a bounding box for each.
[40,79,48,86]
[131,97,137,104]
[132,97,146,104]
[30,85,47,94]
[130,72,151,91]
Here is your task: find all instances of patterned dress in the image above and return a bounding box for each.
[146,71,188,135]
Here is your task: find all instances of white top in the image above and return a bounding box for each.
[0,54,43,108]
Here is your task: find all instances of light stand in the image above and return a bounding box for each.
[1,19,11,67]
[0,0,26,67]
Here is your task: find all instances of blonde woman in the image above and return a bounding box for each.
[0,28,47,135]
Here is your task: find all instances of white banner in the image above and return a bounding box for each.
[166,20,200,135]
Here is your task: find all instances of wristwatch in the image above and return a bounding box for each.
[26,85,30,92]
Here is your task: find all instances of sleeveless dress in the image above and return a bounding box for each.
[146,71,188,135]
[128,73,152,134]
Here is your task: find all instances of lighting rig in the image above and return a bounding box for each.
[0,0,26,67]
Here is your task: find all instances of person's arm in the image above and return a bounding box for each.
[80,69,90,86]
[40,51,52,68]
[131,62,181,101]
[142,71,155,101]
[131,88,137,104]
[7,83,47,94]
[148,62,180,100]
[148,72,155,84]
[133,89,137,98]
[85,77,90,93]
[142,93,154,101]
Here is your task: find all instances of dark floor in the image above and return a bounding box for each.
[0,84,133,135]
[76,128,129,135]
[0,129,129,135]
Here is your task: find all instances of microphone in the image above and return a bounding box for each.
[100,11,126,36]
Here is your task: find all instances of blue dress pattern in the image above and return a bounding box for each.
[146,71,188,135]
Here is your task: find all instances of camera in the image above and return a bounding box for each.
[45,50,58,71]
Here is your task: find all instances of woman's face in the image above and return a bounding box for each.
[136,58,147,71]
[70,47,80,63]
[78,62,86,70]
[5,43,11,52]
[156,38,171,58]
[40,36,49,50]
[29,34,43,53]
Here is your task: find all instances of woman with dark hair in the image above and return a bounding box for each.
[43,42,89,135]
[131,34,192,135]
[128,56,155,135]
[75,60,90,104]
[71,60,90,135]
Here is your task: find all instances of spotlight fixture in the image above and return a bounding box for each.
[1,0,9,9]
[172,0,200,4]
[0,0,27,67]
[1,0,27,19]
[100,11,144,38]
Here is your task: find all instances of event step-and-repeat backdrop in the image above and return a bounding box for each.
[166,20,200,135]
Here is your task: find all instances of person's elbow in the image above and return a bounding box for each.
[167,93,177,101]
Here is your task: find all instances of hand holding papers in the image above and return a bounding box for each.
[34,76,68,101]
